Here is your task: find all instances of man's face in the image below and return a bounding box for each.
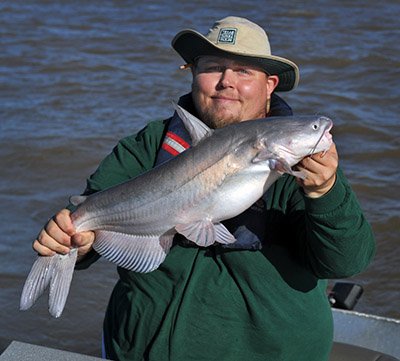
[191,55,279,129]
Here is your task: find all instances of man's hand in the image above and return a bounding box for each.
[296,142,338,198]
[33,209,95,261]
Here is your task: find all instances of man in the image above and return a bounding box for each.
[33,17,375,360]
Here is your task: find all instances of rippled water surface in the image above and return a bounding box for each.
[1,0,399,357]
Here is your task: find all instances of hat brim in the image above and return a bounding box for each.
[172,30,299,92]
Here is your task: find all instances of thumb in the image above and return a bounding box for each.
[72,231,95,256]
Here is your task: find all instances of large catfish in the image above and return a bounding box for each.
[20,102,333,317]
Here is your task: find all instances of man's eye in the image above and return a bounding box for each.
[208,66,224,72]
[238,68,249,74]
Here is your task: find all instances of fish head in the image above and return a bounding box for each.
[263,115,334,166]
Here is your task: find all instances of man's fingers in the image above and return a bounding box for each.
[33,209,77,256]
[44,219,72,248]
[34,228,71,255]
[32,209,95,258]
[53,209,76,236]
[295,143,338,198]
[32,239,56,256]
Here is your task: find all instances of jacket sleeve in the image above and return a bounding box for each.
[268,167,375,279]
[75,118,169,270]
[83,119,169,194]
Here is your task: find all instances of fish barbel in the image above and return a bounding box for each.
[20,103,333,317]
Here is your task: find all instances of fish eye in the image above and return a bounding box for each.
[312,124,319,130]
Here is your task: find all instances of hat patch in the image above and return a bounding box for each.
[217,28,237,44]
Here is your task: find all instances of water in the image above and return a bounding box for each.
[1,0,399,357]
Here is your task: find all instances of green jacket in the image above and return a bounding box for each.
[77,113,375,361]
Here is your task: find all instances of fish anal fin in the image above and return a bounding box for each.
[93,230,173,273]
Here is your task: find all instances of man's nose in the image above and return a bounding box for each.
[217,68,235,89]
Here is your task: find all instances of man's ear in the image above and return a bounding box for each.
[267,75,279,95]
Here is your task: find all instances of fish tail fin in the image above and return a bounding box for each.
[48,249,78,318]
[20,248,78,318]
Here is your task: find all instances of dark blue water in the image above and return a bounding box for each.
[1,0,399,357]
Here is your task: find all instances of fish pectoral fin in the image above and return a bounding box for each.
[288,169,307,180]
[93,231,173,273]
[267,158,291,173]
[20,249,77,318]
[176,219,235,247]
[252,140,276,162]
[267,158,307,179]
[253,143,308,180]
[252,146,299,176]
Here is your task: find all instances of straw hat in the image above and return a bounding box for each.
[172,16,299,92]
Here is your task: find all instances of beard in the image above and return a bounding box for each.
[197,107,242,129]
[192,95,244,129]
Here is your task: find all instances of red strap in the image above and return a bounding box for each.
[161,131,190,156]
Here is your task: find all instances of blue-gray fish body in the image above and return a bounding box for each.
[20,103,333,317]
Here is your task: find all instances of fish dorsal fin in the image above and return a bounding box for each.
[69,195,87,206]
[172,101,213,146]
[93,231,174,273]
[176,219,236,247]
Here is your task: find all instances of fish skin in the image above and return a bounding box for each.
[20,104,333,317]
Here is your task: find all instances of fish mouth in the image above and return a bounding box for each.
[300,120,333,171]
[309,119,333,157]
